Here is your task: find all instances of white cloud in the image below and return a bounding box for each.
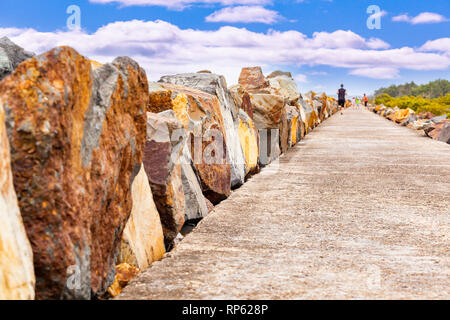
[392,12,448,24]
[206,6,282,24]
[305,30,390,49]
[89,0,271,10]
[1,20,449,84]
[307,71,328,75]
[392,14,410,22]
[349,67,399,79]
[294,74,308,83]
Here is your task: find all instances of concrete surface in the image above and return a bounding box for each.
[118,107,450,300]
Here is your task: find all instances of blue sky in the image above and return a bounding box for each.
[1,0,449,97]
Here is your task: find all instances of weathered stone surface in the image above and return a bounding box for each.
[297,98,318,132]
[426,120,450,144]
[417,112,435,120]
[400,113,418,126]
[317,94,330,121]
[118,165,165,270]
[431,114,447,123]
[0,47,148,299]
[0,37,34,81]
[279,106,289,154]
[148,82,231,204]
[267,71,301,105]
[181,157,210,221]
[267,70,292,79]
[258,129,280,167]
[237,109,259,177]
[409,119,432,131]
[393,108,415,124]
[159,73,246,189]
[107,263,140,298]
[286,105,301,148]
[0,104,35,300]
[238,67,270,92]
[249,93,286,129]
[311,99,322,125]
[229,85,254,119]
[329,97,339,115]
[144,111,186,247]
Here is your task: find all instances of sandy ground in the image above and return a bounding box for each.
[118,108,450,300]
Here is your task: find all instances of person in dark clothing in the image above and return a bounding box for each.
[337,84,346,115]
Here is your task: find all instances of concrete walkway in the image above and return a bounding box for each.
[118,108,450,300]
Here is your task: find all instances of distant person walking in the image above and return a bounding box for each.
[352,97,356,107]
[337,84,346,115]
[363,94,368,107]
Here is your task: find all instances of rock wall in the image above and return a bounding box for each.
[0,39,341,299]
[368,104,449,144]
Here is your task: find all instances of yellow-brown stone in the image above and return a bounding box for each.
[118,165,165,270]
[107,263,140,298]
[237,110,259,177]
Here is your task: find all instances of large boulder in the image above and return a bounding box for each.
[0,37,34,81]
[237,109,259,177]
[238,66,270,92]
[297,98,317,133]
[249,93,286,129]
[0,104,35,300]
[144,111,186,248]
[328,97,338,116]
[317,94,329,121]
[118,165,165,270]
[0,47,149,299]
[181,155,210,221]
[426,120,450,144]
[229,85,254,119]
[286,105,302,148]
[393,108,415,124]
[159,73,246,189]
[148,82,231,204]
[279,105,302,153]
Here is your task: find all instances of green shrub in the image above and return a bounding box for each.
[374,93,450,117]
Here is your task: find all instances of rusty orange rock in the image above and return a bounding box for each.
[148,82,231,204]
[0,47,148,299]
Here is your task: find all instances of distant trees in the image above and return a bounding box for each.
[374,79,450,99]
